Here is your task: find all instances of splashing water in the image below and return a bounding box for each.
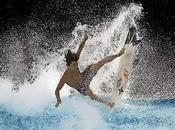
[0,3,175,130]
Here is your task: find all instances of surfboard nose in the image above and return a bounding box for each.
[129,26,141,46]
[124,26,137,46]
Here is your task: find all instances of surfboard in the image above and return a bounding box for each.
[111,27,138,108]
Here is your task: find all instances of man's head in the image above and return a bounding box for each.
[65,50,79,66]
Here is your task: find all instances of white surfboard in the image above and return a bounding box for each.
[111,27,138,108]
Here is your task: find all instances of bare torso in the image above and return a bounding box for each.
[63,61,82,89]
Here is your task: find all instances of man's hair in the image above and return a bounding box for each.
[65,50,79,66]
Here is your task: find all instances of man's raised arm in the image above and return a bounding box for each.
[76,34,88,58]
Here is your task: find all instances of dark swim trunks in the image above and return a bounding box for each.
[76,65,96,95]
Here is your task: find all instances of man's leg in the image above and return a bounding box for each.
[89,48,125,74]
[85,88,114,108]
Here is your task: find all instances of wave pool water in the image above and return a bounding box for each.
[0,97,175,130]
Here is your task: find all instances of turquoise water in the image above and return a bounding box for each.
[0,96,174,130]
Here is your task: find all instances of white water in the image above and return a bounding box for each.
[0,3,149,130]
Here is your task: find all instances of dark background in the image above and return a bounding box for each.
[0,0,174,98]
[0,0,174,34]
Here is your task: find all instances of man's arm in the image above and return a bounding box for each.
[55,76,65,107]
[76,34,88,58]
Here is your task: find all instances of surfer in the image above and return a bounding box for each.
[55,34,125,108]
